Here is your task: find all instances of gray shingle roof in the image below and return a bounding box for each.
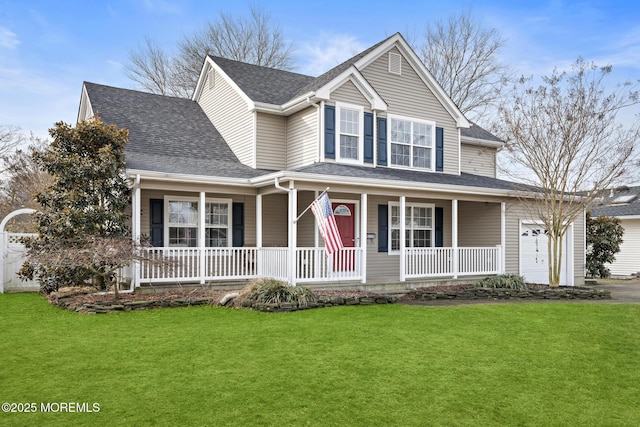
[84,82,272,179]
[591,186,640,217]
[292,162,521,191]
[461,121,503,143]
[210,56,314,104]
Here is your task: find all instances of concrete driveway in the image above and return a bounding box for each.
[590,279,640,303]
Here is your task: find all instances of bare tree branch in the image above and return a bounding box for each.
[127,4,295,98]
[496,58,640,286]
[418,10,510,120]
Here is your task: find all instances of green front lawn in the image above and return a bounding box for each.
[1,294,639,426]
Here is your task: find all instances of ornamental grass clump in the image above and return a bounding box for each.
[476,274,527,291]
[236,278,317,308]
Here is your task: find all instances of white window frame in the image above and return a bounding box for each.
[388,114,436,171]
[335,102,364,165]
[388,202,435,254]
[164,196,232,248]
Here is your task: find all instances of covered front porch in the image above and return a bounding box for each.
[129,177,507,288]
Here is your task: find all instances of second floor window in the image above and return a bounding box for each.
[336,102,363,163]
[389,116,435,170]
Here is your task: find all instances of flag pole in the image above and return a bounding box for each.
[293,187,330,224]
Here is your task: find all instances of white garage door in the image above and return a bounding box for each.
[520,224,568,285]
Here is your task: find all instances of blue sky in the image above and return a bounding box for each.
[1,0,640,139]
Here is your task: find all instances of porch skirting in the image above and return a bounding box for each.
[137,246,502,286]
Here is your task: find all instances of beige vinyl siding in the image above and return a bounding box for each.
[297,191,316,247]
[504,201,585,285]
[458,201,501,246]
[460,144,496,178]
[256,113,286,170]
[140,189,257,246]
[359,47,459,174]
[197,68,254,167]
[607,218,640,276]
[262,193,288,247]
[331,80,369,106]
[286,107,318,169]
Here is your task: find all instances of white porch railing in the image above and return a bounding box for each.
[296,247,362,283]
[139,246,500,285]
[259,248,288,282]
[404,246,502,279]
[458,247,501,276]
[140,247,200,283]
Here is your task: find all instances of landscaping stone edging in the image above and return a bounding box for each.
[243,295,398,312]
[407,286,611,301]
[49,286,612,314]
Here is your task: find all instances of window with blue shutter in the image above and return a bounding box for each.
[377,117,387,166]
[363,112,374,163]
[324,105,335,159]
[378,204,388,252]
[232,202,244,247]
[435,127,444,172]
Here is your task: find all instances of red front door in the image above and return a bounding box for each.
[332,203,355,270]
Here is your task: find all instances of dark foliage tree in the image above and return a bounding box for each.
[19,119,131,294]
[586,213,624,278]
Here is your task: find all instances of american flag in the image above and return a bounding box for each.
[310,192,344,255]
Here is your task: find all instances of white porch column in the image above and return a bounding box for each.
[132,176,141,288]
[199,191,206,285]
[256,194,263,276]
[288,182,297,286]
[501,201,506,273]
[452,199,458,279]
[399,196,406,282]
[360,192,367,284]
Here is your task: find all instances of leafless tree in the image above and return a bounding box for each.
[418,10,510,120]
[0,135,53,231]
[125,37,173,96]
[496,58,640,286]
[126,4,295,98]
[0,125,24,173]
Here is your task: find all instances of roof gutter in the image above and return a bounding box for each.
[127,169,253,187]
[461,136,505,149]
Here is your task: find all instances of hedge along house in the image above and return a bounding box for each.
[78,33,585,289]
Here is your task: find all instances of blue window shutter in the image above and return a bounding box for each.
[435,207,443,247]
[436,126,444,171]
[150,199,164,247]
[378,204,388,252]
[377,117,387,166]
[324,105,336,159]
[232,202,244,247]
[363,112,374,163]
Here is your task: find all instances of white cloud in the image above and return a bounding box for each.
[298,33,367,76]
[0,27,20,49]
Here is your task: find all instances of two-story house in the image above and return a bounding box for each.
[78,33,585,289]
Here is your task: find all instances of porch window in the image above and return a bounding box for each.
[166,198,231,247]
[205,202,229,247]
[336,102,363,163]
[389,115,435,170]
[168,201,198,247]
[389,203,433,251]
